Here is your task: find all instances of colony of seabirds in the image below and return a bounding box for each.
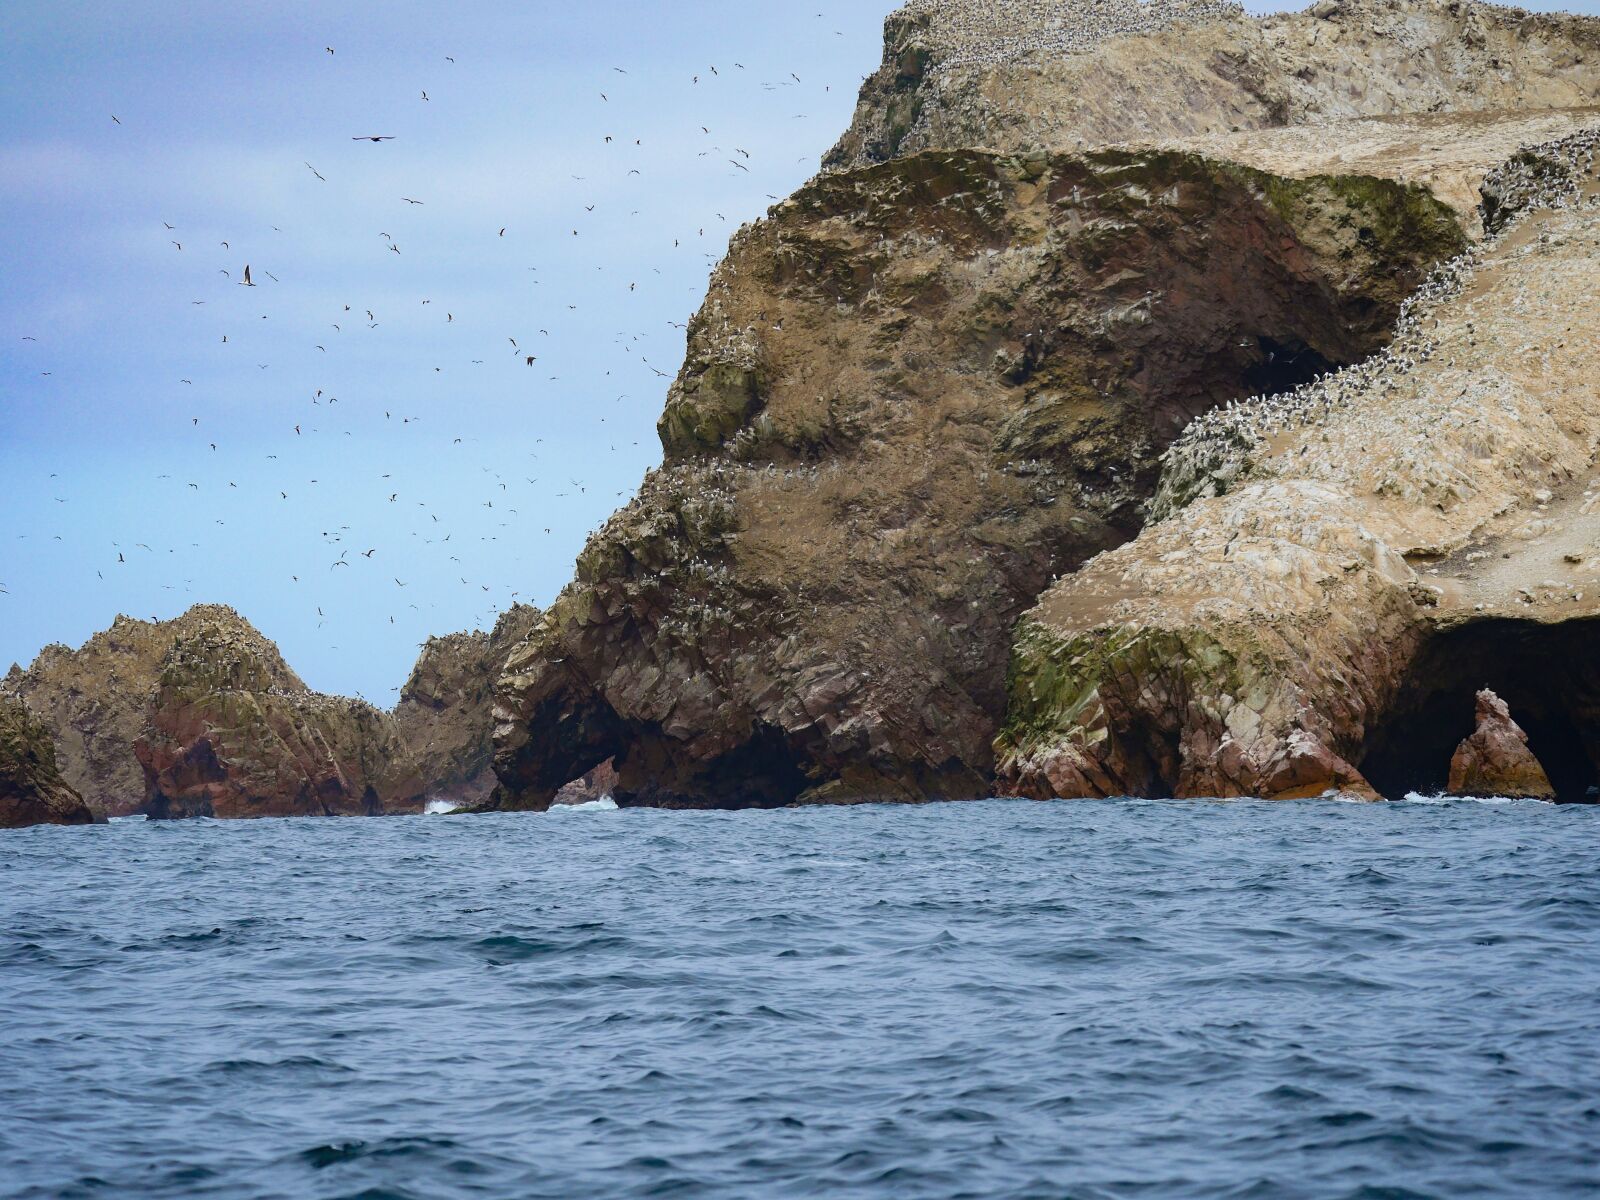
[906,0,1246,70]
[1157,126,1600,507]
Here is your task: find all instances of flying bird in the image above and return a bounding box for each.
[353,135,396,142]
[305,162,326,181]
[241,264,255,286]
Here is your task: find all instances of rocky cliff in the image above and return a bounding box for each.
[489,147,1465,810]
[394,604,540,805]
[133,610,430,819]
[0,697,100,829]
[997,128,1600,802]
[828,0,1600,173]
[489,0,1600,811]
[2,606,302,815]
[3,606,439,820]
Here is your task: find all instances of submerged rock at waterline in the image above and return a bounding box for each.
[1448,690,1556,802]
[0,697,101,829]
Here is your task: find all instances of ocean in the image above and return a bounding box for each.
[2,798,1597,1199]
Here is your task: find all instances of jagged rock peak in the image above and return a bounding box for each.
[1448,689,1556,800]
[1,604,305,815]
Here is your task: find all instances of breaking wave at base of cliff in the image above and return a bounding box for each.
[553,795,620,812]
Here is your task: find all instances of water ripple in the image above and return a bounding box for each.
[1,799,1597,1198]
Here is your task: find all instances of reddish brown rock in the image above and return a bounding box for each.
[552,758,619,807]
[0,609,272,816]
[1448,690,1556,801]
[132,611,427,820]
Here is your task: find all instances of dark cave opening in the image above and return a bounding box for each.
[1240,335,1340,400]
[1359,618,1600,802]
[617,723,813,810]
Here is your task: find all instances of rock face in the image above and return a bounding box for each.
[394,604,540,806]
[0,697,100,829]
[998,129,1600,802]
[4,605,439,821]
[1448,690,1555,800]
[552,758,620,807]
[1,611,227,815]
[489,146,1465,811]
[828,0,1600,173]
[133,610,428,820]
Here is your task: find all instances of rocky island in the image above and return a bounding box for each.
[5,0,1599,826]
[488,0,1600,809]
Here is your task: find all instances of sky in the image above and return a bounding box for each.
[1,0,1595,703]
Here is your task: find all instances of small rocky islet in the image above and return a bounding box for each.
[6,0,1600,828]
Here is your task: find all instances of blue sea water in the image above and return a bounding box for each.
[2,798,1597,1200]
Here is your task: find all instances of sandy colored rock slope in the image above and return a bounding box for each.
[829,0,1600,173]
[489,147,1465,810]
[998,130,1600,801]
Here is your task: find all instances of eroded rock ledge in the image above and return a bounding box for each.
[488,147,1465,811]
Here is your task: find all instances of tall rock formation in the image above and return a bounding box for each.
[0,697,100,829]
[490,0,1600,810]
[1448,689,1556,800]
[394,604,540,805]
[489,149,1464,810]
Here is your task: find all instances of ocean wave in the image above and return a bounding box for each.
[552,796,619,812]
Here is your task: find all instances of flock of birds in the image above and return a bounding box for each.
[1159,126,1600,495]
[909,0,1245,70]
[9,14,860,700]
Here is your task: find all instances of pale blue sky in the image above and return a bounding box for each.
[1,1,1594,701]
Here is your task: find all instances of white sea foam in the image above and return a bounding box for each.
[424,799,461,815]
[552,796,619,812]
[1401,793,1549,806]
